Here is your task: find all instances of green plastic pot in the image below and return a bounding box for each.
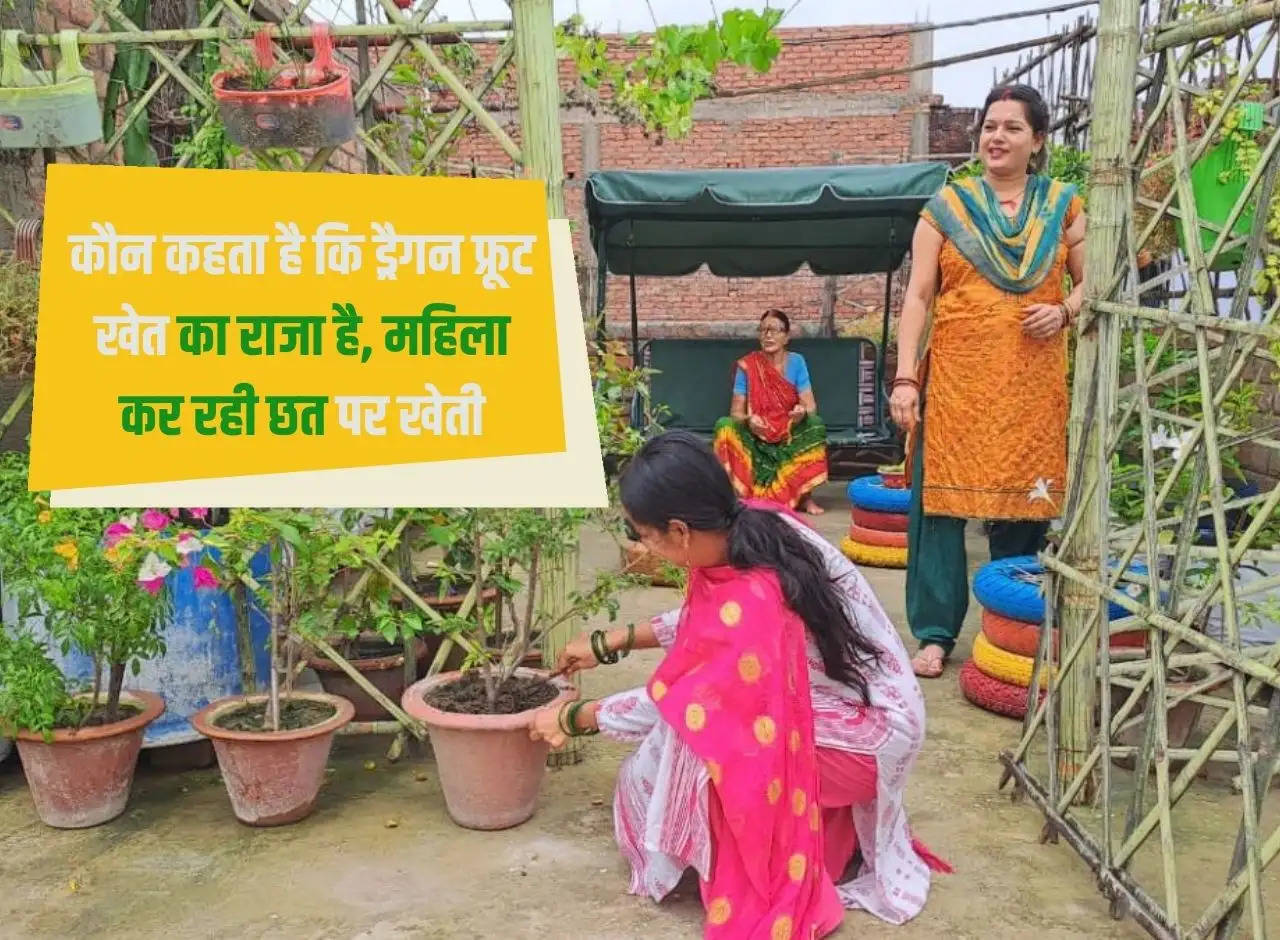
[1179,134,1256,271]
[0,29,102,149]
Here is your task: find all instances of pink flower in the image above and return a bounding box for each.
[103,521,133,548]
[193,566,219,589]
[187,507,210,520]
[139,577,166,595]
[141,509,171,532]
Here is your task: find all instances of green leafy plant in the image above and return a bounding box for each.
[557,8,783,139]
[437,507,641,712]
[0,455,193,738]
[200,509,392,730]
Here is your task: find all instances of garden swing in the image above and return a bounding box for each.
[584,161,949,462]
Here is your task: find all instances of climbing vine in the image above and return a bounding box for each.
[556,8,783,139]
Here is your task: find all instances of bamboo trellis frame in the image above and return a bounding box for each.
[1,0,584,761]
[1001,1,1280,937]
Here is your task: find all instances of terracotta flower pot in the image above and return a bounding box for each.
[307,637,430,721]
[14,689,164,829]
[401,668,575,830]
[192,691,354,827]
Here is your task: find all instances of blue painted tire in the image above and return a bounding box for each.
[974,555,1146,623]
[846,475,911,514]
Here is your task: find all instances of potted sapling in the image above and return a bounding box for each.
[401,508,634,830]
[0,456,195,828]
[211,24,356,150]
[193,510,387,827]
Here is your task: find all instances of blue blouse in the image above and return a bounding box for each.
[733,352,812,397]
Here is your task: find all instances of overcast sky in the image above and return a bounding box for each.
[318,1,1095,110]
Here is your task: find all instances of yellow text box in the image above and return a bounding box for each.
[29,165,566,491]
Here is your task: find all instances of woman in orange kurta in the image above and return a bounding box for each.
[889,84,1086,678]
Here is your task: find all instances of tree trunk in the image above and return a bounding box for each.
[106,662,126,724]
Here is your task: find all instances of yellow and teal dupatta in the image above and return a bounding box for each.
[921,173,1078,294]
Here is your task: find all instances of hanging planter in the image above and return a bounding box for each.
[1178,102,1264,271]
[0,29,102,149]
[211,24,355,150]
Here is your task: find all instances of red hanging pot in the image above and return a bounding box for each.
[211,23,355,150]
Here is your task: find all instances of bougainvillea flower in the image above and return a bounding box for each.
[53,539,79,571]
[175,533,203,557]
[193,565,219,589]
[186,507,210,520]
[137,552,172,593]
[103,521,134,548]
[141,508,171,532]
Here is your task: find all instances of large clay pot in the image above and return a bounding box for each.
[307,637,430,721]
[14,689,165,829]
[402,668,574,830]
[192,691,354,827]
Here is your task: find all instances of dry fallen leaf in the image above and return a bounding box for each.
[363,760,377,771]
[384,819,400,829]
[414,771,430,782]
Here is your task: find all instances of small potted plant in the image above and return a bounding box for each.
[193,510,389,827]
[0,457,193,828]
[308,565,434,721]
[211,24,355,150]
[401,508,632,830]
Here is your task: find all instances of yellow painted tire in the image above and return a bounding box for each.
[839,537,907,569]
[972,630,1054,689]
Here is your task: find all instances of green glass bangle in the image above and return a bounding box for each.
[556,701,575,738]
[565,699,599,737]
[621,622,637,658]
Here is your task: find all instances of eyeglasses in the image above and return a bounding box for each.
[758,326,785,336]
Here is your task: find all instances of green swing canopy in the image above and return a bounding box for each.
[583,161,949,278]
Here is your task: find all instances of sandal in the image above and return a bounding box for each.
[911,644,947,679]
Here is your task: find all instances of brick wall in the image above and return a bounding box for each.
[442,26,933,341]
[929,104,979,165]
[1240,359,1280,491]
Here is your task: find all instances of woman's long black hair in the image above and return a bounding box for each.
[620,430,881,701]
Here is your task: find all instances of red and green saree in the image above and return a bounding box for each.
[713,351,829,509]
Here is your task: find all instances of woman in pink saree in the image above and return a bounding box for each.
[528,432,948,937]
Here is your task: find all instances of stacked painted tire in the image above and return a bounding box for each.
[840,473,910,569]
[959,555,1147,720]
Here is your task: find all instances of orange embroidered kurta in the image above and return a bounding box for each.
[919,195,1081,520]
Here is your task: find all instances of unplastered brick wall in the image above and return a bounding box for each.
[1239,359,1280,491]
[444,25,933,341]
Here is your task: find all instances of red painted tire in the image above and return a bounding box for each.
[848,523,908,549]
[849,507,908,533]
[980,608,1146,656]
[958,659,1043,720]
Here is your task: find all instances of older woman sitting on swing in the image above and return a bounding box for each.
[713,308,829,515]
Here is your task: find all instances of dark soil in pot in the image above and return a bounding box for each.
[214,699,338,732]
[423,673,559,716]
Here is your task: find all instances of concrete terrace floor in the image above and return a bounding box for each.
[1,480,1254,939]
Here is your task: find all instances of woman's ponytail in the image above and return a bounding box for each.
[726,506,880,702]
[620,431,881,702]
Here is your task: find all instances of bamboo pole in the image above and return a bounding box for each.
[513,0,580,768]
[1056,0,1142,803]
[1150,2,1280,52]
[0,379,32,440]
[11,19,510,45]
